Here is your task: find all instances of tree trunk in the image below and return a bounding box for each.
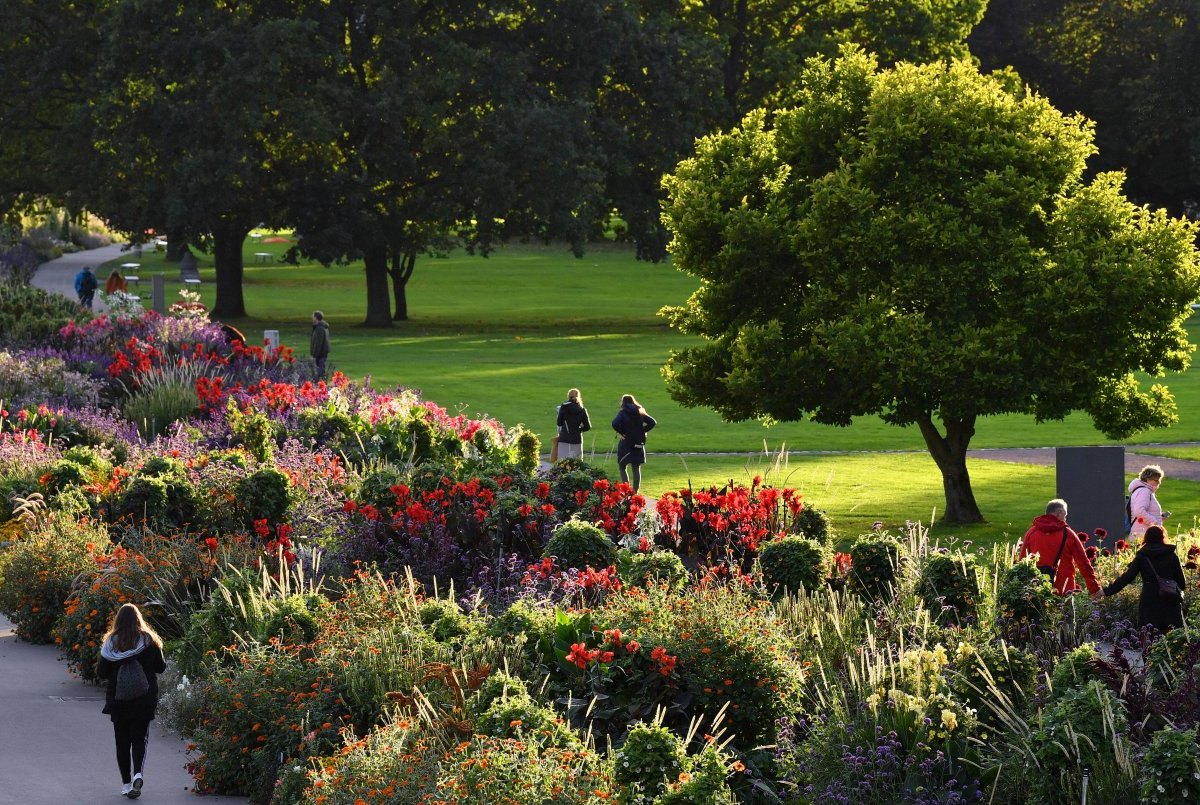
[210,220,249,319]
[722,0,748,120]
[165,227,188,262]
[363,244,393,327]
[916,413,984,524]
[388,250,416,321]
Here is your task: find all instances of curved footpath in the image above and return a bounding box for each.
[0,614,244,804]
[31,242,131,315]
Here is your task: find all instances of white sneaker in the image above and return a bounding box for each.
[129,773,143,799]
[121,783,133,796]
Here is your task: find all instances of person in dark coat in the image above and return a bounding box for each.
[611,393,656,492]
[1102,525,1187,633]
[96,603,167,798]
[556,388,591,461]
[74,266,98,309]
[310,310,331,378]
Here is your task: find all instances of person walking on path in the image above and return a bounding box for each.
[1129,464,1170,539]
[104,270,128,296]
[74,265,98,310]
[310,311,331,379]
[556,388,591,461]
[1103,525,1186,632]
[97,603,167,799]
[611,394,656,492]
[1018,498,1102,598]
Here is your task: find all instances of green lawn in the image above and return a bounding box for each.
[1134,447,1200,462]
[99,241,1200,454]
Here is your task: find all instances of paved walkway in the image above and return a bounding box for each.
[30,242,131,315]
[967,445,1200,482]
[0,614,243,804]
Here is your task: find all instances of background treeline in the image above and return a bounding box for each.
[0,0,1195,322]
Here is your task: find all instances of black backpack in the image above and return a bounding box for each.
[115,657,149,701]
[1038,529,1069,580]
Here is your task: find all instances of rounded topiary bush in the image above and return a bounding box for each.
[119,462,197,528]
[40,459,89,495]
[996,558,1058,642]
[468,671,532,717]
[759,536,832,595]
[1050,643,1106,696]
[236,466,292,527]
[617,549,689,592]
[848,534,906,601]
[418,598,470,644]
[545,519,617,571]
[795,504,834,544]
[613,721,687,798]
[356,465,407,515]
[918,552,980,626]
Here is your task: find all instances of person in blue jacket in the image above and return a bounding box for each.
[74,266,98,309]
[97,603,167,798]
[611,393,656,491]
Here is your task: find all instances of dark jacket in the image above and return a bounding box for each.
[310,320,331,359]
[97,640,167,723]
[556,400,591,445]
[75,269,97,295]
[612,403,656,465]
[1104,543,1187,632]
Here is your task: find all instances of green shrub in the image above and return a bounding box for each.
[124,380,199,439]
[618,549,689,592]
[758,536,831,595]
[950,640,1039,733]
[0,514,102,643]
[512,425,540,476]
[1138,726,1200,804]
[225,398,280,462]
[260,595,322,645]
[796,504,834,544]
[546,519,617,571]
[139,456,186,478]
[468,671,532,717]
[118,463,197,529]
[614,721,687,798]
[40,459,88,495]
[0,282,84,344]
[655,743,738,804]
[418,597,470,644]
[236,467,292,527]
[475,689,578,747]
[545,464,609,518]
[1030,681,1131,804]
[996,558,1058,642]
[0,474,40,521]
[918,552,980,626]
[1050,643,1106,696]
[355,465,407,515]
[848,534,906,601]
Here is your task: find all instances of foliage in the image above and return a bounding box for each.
[796,505,834,545]
[613,721,687,799]
[660,48,1200,523]
[918,552,980,626]
[949,640,1039,733]
[618,549,689,593]
[1051,642,1106,695]
[1029,681,1133,803]
[1138,726,1200,804]
[0,283,87,345]
[545,518,618,572]
[849,534,906,601]
[417,597,471,645]
[996,558,1059,643]
[236,467,292,528]
[0,508,101,643]
[759,536,832,596]
[0,350,103,408]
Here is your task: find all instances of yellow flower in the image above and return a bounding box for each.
[940,709,958,731]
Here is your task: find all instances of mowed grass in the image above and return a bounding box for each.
[100,241,1200,454]
[1136,447,1200,462]
[583,451,1200,552]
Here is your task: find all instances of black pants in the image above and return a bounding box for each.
[113,718,151,783]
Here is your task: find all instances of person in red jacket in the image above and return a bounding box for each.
[1018,498,1103,598]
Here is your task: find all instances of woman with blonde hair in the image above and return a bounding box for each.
[555,388,591,461]
[1128,464,1170,540]
[97,603,166,798]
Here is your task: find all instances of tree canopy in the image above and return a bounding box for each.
[661,50,1200,523]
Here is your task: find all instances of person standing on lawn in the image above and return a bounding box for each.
[310,310,330,379]
[1018,498,1103,598]
[556,388,591,461]
[97,603,167,799]
[611,393,656,492]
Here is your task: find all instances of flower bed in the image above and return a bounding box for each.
[3,303,1200,804]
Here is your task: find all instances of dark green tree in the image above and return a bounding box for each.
[661,50,1200,523]
[290,0,609,326]
[77,0,328,318]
